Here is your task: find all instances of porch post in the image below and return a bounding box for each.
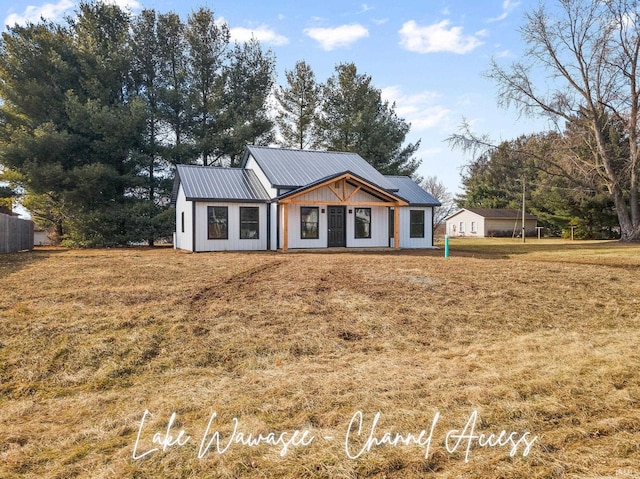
[282,203,289,252]
[394,204,400,250]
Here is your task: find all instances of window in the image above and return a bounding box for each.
[355,208,371,238]
[410,210,425,238]
[300,207,319,239]
[240,207,259,239]
[459,221,465,233]
[471,221,477,233]
[208,206,228,239]
[181,212,185,233]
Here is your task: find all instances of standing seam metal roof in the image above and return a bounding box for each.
[175,164,270,202]
[384,176,441,206]
[243,146,399,191]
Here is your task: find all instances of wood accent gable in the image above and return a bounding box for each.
[279,173,407,252]
[279,173,408,206]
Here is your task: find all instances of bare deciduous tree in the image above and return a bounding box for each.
[421,175,456,229]
[450,0,640,241]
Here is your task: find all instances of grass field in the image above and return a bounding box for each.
[1,239,639,478]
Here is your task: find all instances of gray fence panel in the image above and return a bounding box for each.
[0,213,34,253]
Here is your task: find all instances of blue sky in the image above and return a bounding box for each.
[2,0,551,195]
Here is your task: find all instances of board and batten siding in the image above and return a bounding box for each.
[280,184,390,249]
[392,207,435,249]
[244,154,278,198]
[194,201,267,252]
[283,203,327,249]
[281,203,390,249]
[173,185,194,251]
[347,206,388,247]
[244,154,280,251]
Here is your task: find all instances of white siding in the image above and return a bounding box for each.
[174,185,194,251]
[194,202,267,252]
[446,210,484,237]
[285,204,327,249]
[244,155,277,199]
[347,206,389,247]
[398,207,435,248]
[281,184,390,249]
[244,154,280,250]
[269,202,278,251]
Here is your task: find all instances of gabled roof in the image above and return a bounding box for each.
[278,170,408,205]
[446,208,537,220]
[385,176,441,206]
[172,164,270,203]
[241,145,399,192]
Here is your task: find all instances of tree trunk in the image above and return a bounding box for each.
[593,123,640,241]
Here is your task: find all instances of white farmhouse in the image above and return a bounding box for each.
[172,146,440,252]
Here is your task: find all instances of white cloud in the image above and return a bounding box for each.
[372,18,389,26]
[488,0,521,22]
[230,25,289,46]
[4,0,141,27]
[381,86,452,131]
[399,20,483,54]
[304,24,369,51]
[4,0,74,27]
[105,0,142,10]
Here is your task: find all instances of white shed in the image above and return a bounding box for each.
[445,208,538,238]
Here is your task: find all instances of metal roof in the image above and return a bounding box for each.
[173,164,270,202]
[242,146,399,191]
[446,208,537,220]
[385,176,441,206]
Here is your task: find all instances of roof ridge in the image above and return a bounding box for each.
[248,145,360,156]
[177,164,246,170]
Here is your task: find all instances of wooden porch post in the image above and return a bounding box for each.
[282,203,289,252]
[394,204,400,250]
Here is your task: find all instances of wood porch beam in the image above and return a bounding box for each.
[327,183,343,201]
[278,172,406,205]
[279,200,398,207]
[344,185,362,202]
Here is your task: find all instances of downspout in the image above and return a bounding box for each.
[191,201,197,252]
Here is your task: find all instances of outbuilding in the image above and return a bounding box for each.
[445,208,538,238]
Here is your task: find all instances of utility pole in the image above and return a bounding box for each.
[522,176,526,243]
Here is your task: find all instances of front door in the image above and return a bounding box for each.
[327,206,346,247]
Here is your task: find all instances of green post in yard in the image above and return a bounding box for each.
[444,235,449,257]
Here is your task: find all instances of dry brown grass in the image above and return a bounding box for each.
[1,239,639,478]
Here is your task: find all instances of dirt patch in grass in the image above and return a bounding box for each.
[1,241,639,478]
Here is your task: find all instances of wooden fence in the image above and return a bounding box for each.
[0,213,34,253]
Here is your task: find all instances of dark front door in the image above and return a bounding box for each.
[327,206,346,247]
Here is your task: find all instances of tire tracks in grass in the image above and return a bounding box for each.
[186,258,287,321]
